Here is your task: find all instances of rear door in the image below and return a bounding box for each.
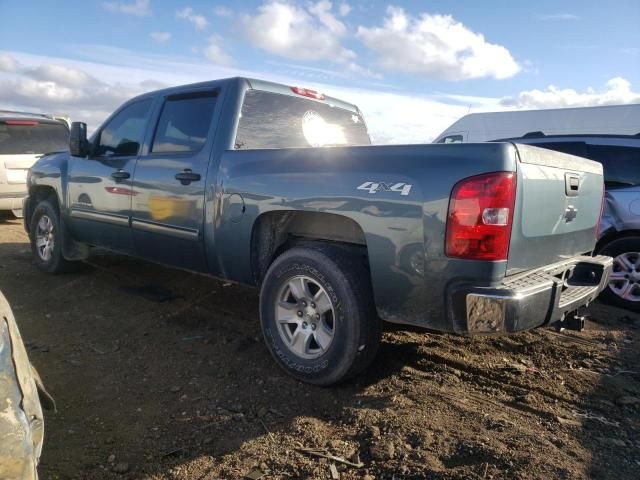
[130,89,218,271]
[507,143,604,274]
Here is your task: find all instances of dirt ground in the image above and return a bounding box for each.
[0,218,639,480]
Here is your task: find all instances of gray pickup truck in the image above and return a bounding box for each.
[24,77,612,385]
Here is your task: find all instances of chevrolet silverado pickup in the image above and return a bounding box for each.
[23,77,612,385]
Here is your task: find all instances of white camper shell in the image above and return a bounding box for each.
[433,104,640,144]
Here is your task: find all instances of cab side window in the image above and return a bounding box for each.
[95,98,153,157]
[151,92,217,154]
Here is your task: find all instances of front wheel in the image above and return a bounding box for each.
[259,243,381,385]
[29,200,78,274]
[599,236,640,312]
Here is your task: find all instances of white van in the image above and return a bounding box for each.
[433,103,640,144]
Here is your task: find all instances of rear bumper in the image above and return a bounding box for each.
[448,255,613,334]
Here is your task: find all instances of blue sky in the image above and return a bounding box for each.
[0,0,638,142]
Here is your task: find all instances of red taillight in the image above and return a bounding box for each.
[4,120,38,126]
[445,172,516,261]
[291,86,326,100]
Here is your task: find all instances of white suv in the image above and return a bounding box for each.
[0,111,69,218]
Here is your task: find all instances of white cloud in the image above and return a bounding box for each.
[28,64,97,88]
[357,6,520,80]
[150,32,171,43]
[241,1,355,63]
[0,48,501,142]
[338,3,351,17]
[102,0,150,16]
[500,77,640,109]
[537,13,580,21]
[0,52,167,129]
[176,7,208,31]
[212,5,232,17]
[204,35,233,66]
[0,53,20,72]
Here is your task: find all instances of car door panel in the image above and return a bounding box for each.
[67,98,154,252]
[131,90,218,271]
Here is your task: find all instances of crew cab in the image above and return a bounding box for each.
[24,77,612,385]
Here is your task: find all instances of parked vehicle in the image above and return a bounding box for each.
[0,111,69,219]
[0,289,52,479]
[433,104,640,144]
[24,77,611,385]
[489,134,640,311]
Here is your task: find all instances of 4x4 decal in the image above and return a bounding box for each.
[357,181,413,196]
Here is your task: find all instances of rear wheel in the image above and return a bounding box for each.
[259,243,381,385]
[29,200,78,273]
[599,236,640,312]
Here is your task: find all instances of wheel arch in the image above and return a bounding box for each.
[25,185,60,228]
[250,210,368,286]
[596,228,640,253]
[27,185,89,261]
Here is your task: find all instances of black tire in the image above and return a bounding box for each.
[259,243,381,386]
[29,200,77,274]
[599,236,640,312]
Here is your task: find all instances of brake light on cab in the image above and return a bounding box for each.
[291,87,326,101]
[445,172,517,261]
[3,120,39,126]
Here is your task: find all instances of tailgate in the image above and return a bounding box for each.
[507,144,603,274]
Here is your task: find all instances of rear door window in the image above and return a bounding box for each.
[587,144,640,189]
[151,92,217,154]
[235,90,370,149]
[0,121,69,155]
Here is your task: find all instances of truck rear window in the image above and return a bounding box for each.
[235,90,370,150]
[0,121,69,155]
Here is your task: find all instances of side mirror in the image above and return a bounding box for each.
[70,122,89,157]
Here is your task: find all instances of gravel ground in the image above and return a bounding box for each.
[0,218,638,480]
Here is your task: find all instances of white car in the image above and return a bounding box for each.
[0,111,69,218]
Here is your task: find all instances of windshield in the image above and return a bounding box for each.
[235,90,371,149]
[0,121,69,155]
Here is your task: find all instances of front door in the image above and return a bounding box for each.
[131,90,218,271]
[67,98,154,253]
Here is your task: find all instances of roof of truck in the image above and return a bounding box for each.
[131,77,360,113]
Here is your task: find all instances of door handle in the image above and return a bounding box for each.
[111,170,130,182]
[175,169,201,185]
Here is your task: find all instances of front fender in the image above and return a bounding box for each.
[27,152,70,213]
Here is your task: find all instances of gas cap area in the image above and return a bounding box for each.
[227,193,246,223]
[629,199,640,217]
